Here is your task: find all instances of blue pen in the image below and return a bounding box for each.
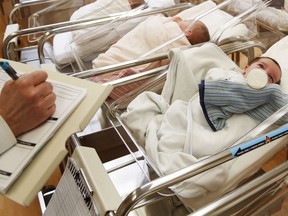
[0,61,19,80]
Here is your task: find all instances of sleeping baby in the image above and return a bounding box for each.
[90,15,210,99]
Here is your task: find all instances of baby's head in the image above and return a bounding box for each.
[128,0,145,9]
[177,19,210,45]
[243,56,282,84]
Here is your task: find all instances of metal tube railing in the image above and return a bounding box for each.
[36,2,193,63]
[70,54,168,78]
[27,0,74,27]
[2,2,193,59]
[190,161,288,215]
[9,0,61,24]
[69,39,266,82]
[115,126,288,215]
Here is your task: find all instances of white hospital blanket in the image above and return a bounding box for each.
[52,0,144,65]
[70,0,131,40]
[162,43,242,104]
[145,0,175,8]
[92,15,190,68]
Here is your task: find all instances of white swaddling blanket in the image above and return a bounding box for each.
[121,43,288,210]
[92,14,190,68]
[53,0,145,65]
[145,0,175,8]
[70,0,131,40]
[92,0,250,69]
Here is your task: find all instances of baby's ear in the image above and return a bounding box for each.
[185,30,192,36]
[242,65,249,75]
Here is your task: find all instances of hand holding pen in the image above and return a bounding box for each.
[0,61,56,136]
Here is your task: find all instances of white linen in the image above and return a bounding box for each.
[92,15,190,68]
[227,0,288,31]
[162,43,242,104]
[53,0,251,66]
[70,0,131,25]
[121,42,288,210]
[0,115,17,154]
[262,35,288,92]
[70,0,130,20]
[145,0,175,8]
[52,0,145,65]
[70,0,131,45]
[52,32,75,65]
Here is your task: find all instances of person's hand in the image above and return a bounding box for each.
[0,70,56,136]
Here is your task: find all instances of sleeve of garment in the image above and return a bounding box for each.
[199,80,288,131]
[0,115,17,154]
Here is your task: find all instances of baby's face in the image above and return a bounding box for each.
[243,58,281,84]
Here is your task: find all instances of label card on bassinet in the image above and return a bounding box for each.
[44,157,98,216]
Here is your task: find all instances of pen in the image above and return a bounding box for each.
[0,61,19,80]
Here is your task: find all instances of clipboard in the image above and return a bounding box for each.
[1,59,113,206]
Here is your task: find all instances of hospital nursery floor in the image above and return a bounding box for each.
[1,14,288,216]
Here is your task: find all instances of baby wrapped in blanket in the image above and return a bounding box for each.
[120,43,288,210]
[90,14,209,99]
[53,0,148,65]
[53,0,178,66]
